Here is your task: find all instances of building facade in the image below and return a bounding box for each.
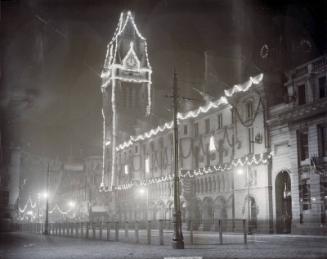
[111,73,273,233]
[269,55,327,234]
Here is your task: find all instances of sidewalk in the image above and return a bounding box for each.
[0,232,326,259]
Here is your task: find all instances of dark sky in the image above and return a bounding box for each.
[1,0,326,160]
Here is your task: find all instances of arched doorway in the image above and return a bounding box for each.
[275,171,292,233]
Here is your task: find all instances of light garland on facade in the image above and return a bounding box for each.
[115,96,229,152]
[18,201,74,219]
[49,204,71,215]
[224,73,263,97]
[18,197,36,213]
[114,73,263,153]
[100,12,263,192]
[113,152,272,191]
[101,109,106,190]
[100,10,153,191]
[177,96,228,120]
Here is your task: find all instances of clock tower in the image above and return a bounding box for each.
[100,11,152,191]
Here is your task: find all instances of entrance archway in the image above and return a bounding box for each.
[275,171,292,233]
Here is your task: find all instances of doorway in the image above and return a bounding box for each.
[275,171,292,233]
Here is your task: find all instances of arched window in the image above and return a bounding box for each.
[246,100,254,120]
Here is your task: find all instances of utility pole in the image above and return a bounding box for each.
[44,162,49,235]
[171,70,184,249]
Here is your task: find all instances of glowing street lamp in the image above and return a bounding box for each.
[42,191,49,199]
[68,201,76,209]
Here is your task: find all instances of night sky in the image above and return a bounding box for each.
[1,0,326,161]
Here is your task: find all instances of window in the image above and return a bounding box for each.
[319,76,327,98]
[205,119,210,134]
[194,146,200,168]
[217,113,223,129]
[246,101,253,119]
[145,157,150,174]
[194,123,199,137]
[183,125,188,135]
[135,145,138,153]
[298,84,306,105]
[298,129,309,161]
[318,125,327,157]
[248,127,254,154]
[300,179,311,210]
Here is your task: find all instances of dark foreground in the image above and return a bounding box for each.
[0,232,326,259]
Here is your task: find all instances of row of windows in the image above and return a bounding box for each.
[298,125,327,161]
[297,75,327,105]
[118,100,255,159]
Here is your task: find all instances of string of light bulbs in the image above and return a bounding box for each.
[114,74,263,153]
[18,197,37,213]
[112,152,271,191]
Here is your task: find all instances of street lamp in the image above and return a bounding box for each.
[138,187,149,220]
[171,71,184,249]
[68,200,76,209]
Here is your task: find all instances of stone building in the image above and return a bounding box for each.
[269,55,327,234]
[112,73,273,233]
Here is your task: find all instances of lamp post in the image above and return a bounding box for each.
[171,71,184,249]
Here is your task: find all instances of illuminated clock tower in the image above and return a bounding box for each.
[100,11,152,191]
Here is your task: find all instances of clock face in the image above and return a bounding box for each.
[127,56,136,67]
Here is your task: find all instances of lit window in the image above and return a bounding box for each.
[124,165,129,175]
[145,157,150,174]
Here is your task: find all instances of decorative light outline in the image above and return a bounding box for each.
[112,152,271,191]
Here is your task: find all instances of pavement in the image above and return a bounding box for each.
[0,232,327,259]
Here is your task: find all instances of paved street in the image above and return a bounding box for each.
[0,232,326,259]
